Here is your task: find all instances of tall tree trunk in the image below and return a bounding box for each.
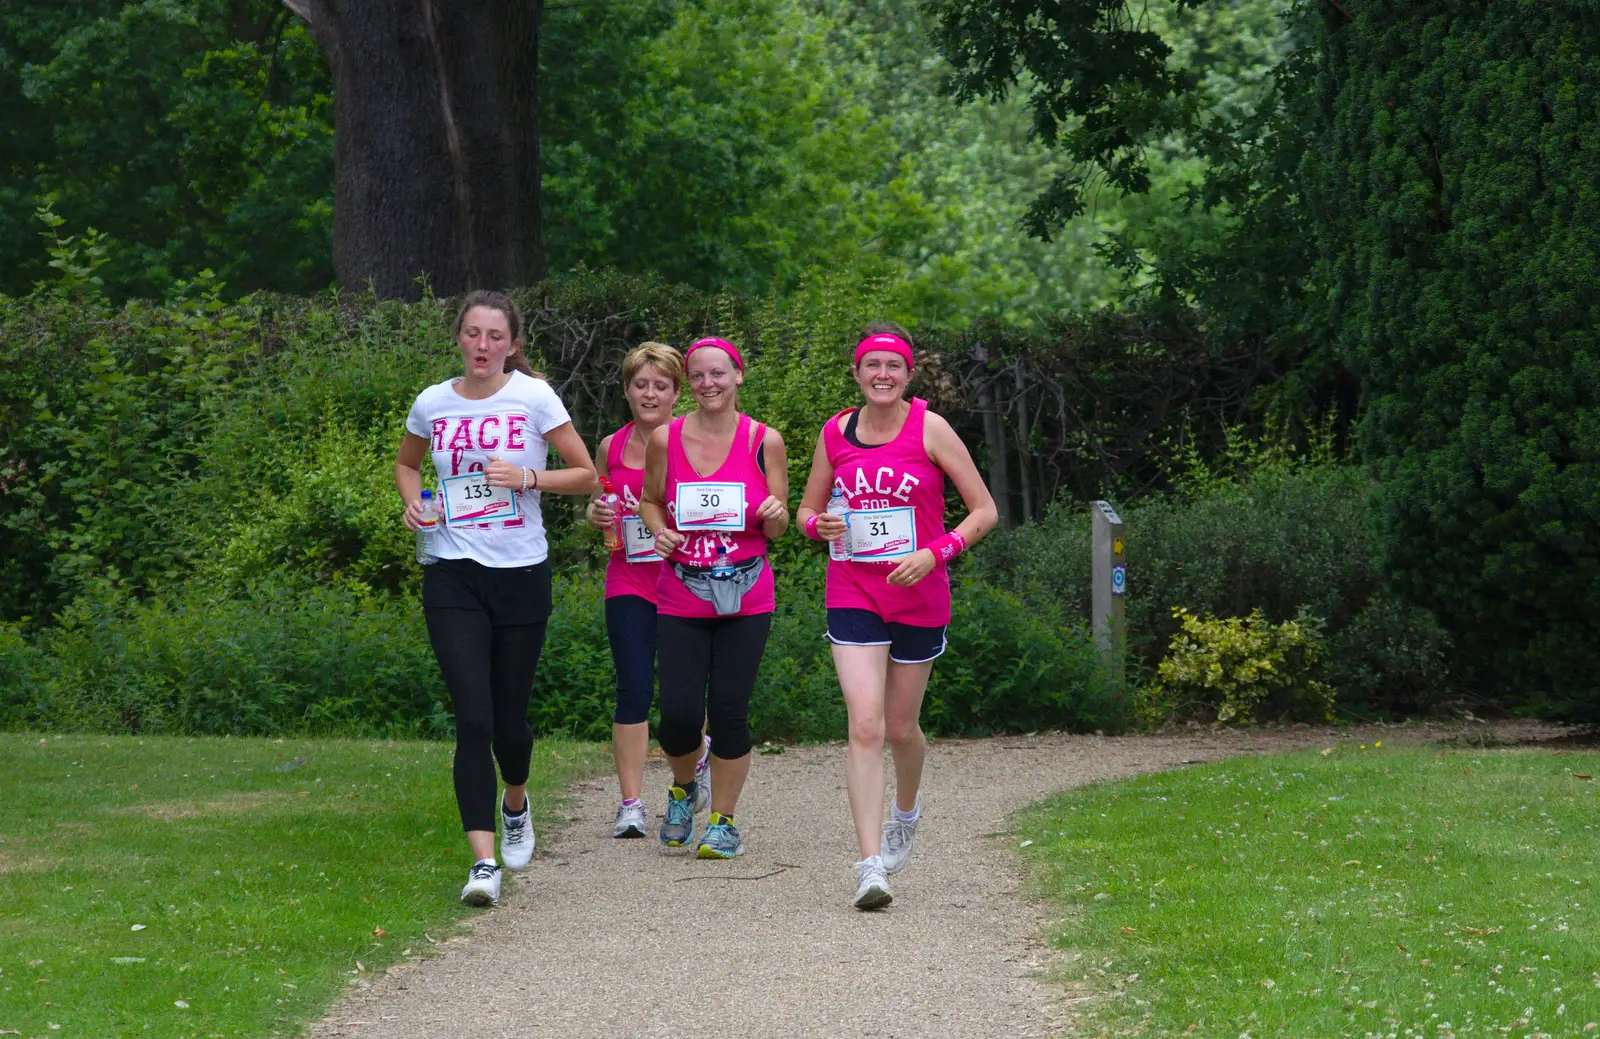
[1012,361,1034,523]
[972,343,1013,528]
[283,0,544,299]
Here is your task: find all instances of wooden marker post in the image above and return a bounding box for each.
[1091,500,1126,685]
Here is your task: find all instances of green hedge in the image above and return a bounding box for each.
[0,553,1122,740]
[1307,2,1600,717]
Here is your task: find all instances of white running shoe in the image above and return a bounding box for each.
[613,800,647,839]
[694,743,712,813]
[853,855,892,910]
[882,812,919,875]
[500,796,535,871]
[460,860,501,906]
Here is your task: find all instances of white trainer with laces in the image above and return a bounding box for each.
[853,855,892,910]
[500,796,535,870]
[460,860,501,906]
[613,800,647,838]
[881,811,919,875]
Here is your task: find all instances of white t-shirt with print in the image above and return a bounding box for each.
[404,371,572,568]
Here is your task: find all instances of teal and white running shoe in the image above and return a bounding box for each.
[659,786,698,847]
[695,813,744,859]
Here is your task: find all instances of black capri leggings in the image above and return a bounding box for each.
[605,595,657,725]
[656,612,772,761]
[423,559,552,833]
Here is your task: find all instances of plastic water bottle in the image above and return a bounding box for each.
[416,489,439,565]
[711,545,734,578]
[826,487,852,562]
[598,476,624,553]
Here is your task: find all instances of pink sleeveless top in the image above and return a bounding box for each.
[602,422,663,603]
[655,413,777,619]
[823,397,950,626]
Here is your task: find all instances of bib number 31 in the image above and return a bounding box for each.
[848,506,916,561]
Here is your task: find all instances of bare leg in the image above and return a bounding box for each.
[883,660,933,812]
[706,753,750,816]
[834,643,891,858]
[612,721,649,801]
[467,830,495,861]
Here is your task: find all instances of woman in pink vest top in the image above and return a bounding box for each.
[796,321,998,910]
[585,342,712,840]
[640,337,789,860]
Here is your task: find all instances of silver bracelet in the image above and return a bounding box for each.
[521,468,529,493]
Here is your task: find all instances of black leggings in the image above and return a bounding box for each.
[606,594,657,725]
[424,560,552,833]
[656,613,771,761]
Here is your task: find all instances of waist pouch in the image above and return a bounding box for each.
[673,555,766,617]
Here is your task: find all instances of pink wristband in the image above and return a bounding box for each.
[803,514,822,541]
[928,529,967,562]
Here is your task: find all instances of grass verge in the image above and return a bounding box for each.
[0,733,605,1039]
[1017,742,1600,1037]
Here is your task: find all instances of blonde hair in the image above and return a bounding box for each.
[453,290,543,378]
[622,341,684,390]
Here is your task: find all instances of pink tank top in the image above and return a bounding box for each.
[823,397,950,626]
[602,422,663,603]
[655,413,777,618]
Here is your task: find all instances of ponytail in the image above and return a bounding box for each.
[453,289,544,379]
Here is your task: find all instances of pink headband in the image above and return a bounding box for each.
[853,333,913,370]
[685,336,743,372]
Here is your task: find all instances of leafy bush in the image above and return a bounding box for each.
[969,432,1456,716]
[1147,607,1333,725]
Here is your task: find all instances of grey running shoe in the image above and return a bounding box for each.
[881,813,918,875]
[694,754,712,813]
[500,797,535,871]
[853,855,892,910]
[613,801,647,839]
[696,814,744,859]
[659,786,697,847]
[460,861,501,906]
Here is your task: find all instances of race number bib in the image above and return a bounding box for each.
[622,515,658,563]
[674,482,746,531]
[848,506,916,561]
[442,473,519,526]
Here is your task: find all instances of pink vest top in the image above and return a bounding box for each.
[823,397,950,626]
[655,413,777,618]
[602,422,663,603]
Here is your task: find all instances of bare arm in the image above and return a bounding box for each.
[926,411,998,547]
[794,426,844,541]
[754,425,790,539]
[486,421,597,496]
[395,433,430,531]
[585,433,615,530]
[640,425,684,558]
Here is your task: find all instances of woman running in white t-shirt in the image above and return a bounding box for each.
[395,290,598,906]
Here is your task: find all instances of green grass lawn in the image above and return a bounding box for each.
[0,733,605,1039]
[1018,742,1600,1038]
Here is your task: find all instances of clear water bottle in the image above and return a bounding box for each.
[598,476,624,553]
[826,487,852,562]
[711,544,734,578]
[416,489,440,565]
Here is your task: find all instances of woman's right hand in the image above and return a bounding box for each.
[402,498,424,532]
[586,498,615,531]
[813,512,847,542]
[654,527,687,559]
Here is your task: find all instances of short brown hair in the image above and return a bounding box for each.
[453,290,541,378]
[622,341,684,390]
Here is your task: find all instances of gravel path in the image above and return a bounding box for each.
[309,722,1556,1039]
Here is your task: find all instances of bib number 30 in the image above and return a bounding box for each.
[674,482,746,531]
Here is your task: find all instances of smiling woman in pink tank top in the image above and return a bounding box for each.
[583,341,711,841]
[795,320,998,911]
[639,337,790,861]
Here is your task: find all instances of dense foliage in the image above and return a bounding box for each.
[1306,3,1600,718]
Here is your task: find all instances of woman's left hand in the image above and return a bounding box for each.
[885,548,938,587]
[484,456,524,490]
[753,494,787,527]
